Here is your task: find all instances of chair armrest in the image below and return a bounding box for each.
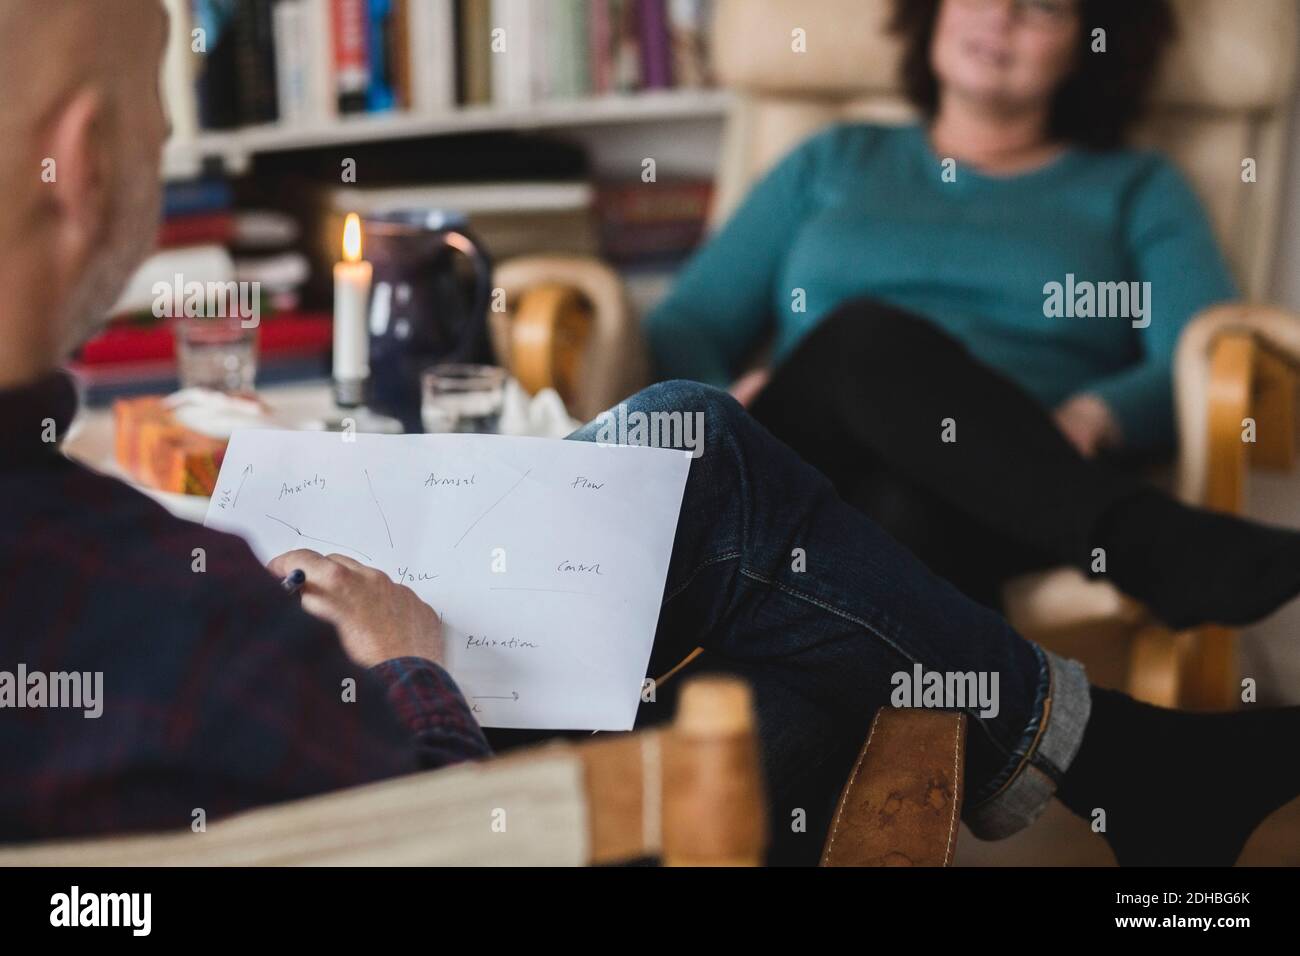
[0,676,765,867]
[1175,302,1300,505]
[820,709,966,867]
[494,255,651,422]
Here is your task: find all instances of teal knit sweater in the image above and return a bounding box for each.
[645,123,1238,451]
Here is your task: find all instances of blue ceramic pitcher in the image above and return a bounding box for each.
[364,209,494,431]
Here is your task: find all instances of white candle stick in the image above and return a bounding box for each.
[333,212,372,407]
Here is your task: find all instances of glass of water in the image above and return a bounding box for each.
[174,317,259,394]
[421,364,507,434]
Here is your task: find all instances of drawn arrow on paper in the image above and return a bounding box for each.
[263,514,374,562]
[232,464,253,507]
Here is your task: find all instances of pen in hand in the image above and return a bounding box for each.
[280,568,307,596]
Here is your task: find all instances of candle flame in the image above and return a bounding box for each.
[342,213,363,263]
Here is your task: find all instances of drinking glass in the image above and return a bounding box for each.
[420,364,507,434]
[174,317,259,394]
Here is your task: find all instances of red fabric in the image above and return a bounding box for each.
[156,213,235,248]
[78,313,334,367]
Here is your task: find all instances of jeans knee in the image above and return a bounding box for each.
[607,381,744,458]
[625,380,738,420]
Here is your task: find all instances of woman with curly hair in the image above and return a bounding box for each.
[647,0,1300,628]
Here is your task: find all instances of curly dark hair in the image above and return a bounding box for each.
[889,0,1178,150]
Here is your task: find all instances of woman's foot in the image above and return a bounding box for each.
[1093,490,1300,629]
[1056,686,1300,866]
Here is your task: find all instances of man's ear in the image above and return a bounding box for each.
[44,86,111,274]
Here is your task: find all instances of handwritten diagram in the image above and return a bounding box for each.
[205,430,692,731]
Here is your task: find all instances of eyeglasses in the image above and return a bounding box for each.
[958,0,1080,27]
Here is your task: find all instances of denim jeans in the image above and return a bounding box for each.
[566,381,1092,864]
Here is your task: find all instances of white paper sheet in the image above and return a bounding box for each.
[204,429,693,731]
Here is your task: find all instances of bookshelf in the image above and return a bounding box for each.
[163,89,733,179]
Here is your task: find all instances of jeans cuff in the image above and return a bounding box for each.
[963,649,1091,841]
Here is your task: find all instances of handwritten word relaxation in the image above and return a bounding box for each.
[425,473,477,487]
[466,634,540,650]
[278,474,325,499]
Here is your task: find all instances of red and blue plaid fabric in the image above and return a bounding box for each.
[0,373,490,844]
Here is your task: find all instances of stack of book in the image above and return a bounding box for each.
[69,178,333,404]
[165,0,716,132]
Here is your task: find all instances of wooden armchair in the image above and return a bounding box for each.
[491,0,1300,711]
[0,676,965,867]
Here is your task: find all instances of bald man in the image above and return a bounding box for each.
[0,0,492,842]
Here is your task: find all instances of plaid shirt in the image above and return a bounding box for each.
[0,373,491,845]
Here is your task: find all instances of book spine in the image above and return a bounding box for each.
[391,0,412,109]
[235,0,280,125]
[489,0,509,106]
[529,0,551,101]
[272,0,310,124]
[162,0,200,142]
[491,0,533,107]
[428,0,457,109]
[570,0,591,97]
[304,0,337,121]
[610,0,641,93]
[164,178,235,218]
[331,0,371,113]
[367,0,397,111]
[459,0,491,105]
[546,0,574,99]
[158,213,238,248]
[636,0,673,90]
[191,0,242,130]
[588,0,613,96]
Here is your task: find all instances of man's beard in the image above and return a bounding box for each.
[57,162,162,358]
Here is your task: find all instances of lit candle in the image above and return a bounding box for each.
[333,213,373,408]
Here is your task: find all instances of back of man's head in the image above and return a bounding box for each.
[0,0,169,387]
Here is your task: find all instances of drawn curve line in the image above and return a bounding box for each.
[453,469,533,549]
[365,469,394,549]
[264,514,374,562]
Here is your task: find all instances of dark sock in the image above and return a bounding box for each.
[1056,686,1300,866]
[1093,489,1300,629]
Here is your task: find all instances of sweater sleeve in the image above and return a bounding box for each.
[644,129,828,386]
[1084,158,1238,451]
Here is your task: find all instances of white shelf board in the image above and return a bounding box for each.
[163,90,734,180]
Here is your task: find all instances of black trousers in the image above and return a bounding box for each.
[750,299,1144,612]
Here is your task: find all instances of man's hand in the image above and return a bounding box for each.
[266,550,445,669]
[729,368,771,408]
[1054,393,1122,459]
